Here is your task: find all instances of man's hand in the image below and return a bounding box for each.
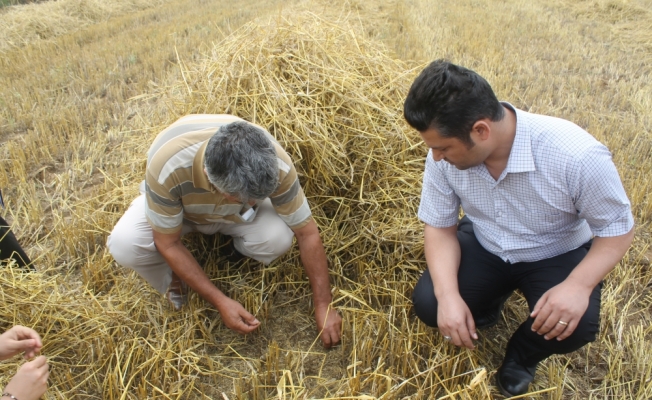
[3,355,49,400]
[437,294,478,349]
[315,305,341,348]
[0,326,43,360]
[530,231,635,341]
[293,220,341,348]
[153,229,260,334]
[216,297,260,334]
[423,224,474,348]
[530,280,592,341]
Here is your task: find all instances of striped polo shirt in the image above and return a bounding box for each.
[144,114,312,234]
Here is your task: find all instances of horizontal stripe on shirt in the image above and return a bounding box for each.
[279,198,312,227]
[143,114,312,233]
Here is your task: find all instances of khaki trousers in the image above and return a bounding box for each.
[106,195,294,294]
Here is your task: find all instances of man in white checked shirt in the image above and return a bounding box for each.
[404,61,634,397]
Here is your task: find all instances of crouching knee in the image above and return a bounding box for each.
[265,230,295,259]
[412,271,439,328]
[268,231,294,258]
[238,228,294,264]
[106,231,141,269]
[565,316,600,349]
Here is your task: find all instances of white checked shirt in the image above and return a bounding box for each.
[418,103,634,263]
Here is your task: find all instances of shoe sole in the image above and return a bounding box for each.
[166,292,188,310]
[495,373,516,397]
[166,281,189,310]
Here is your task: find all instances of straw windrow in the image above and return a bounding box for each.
[157,12,485,397]
[1,0,650,398]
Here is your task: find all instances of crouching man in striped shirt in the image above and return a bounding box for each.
[107,115,341,348]
[404,61,634,396]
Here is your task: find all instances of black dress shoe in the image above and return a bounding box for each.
[496,358,538,397]
[475,292,512,329]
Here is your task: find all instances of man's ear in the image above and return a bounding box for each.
[471,119,491,141]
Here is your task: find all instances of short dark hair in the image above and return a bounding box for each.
[204,121,279,202]
[403,60,504,145]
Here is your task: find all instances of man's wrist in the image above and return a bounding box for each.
[434,287,461,302]
[313,297,333,311]
[564,272,599,291]
[210,291,231,311]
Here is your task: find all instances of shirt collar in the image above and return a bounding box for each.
[192,141,216,192]
[503,102,536,174]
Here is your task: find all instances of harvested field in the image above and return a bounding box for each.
[0,0,651,399]
[0,0,172,51]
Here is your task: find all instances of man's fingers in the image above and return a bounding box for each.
[329,313,342,345]
[530,302,541,318]
[0,326,42,361]
[466,313,478,340]
[449,330,462,348]
[240,314,260,332]
[556,320,577,341]
[327,326,341,348]
[543,318,574,340]
[29,355,48,368]
[543,322,565,340]
[447,326,473,349]
[331,331,341,346]
[235,321,259,334]
[537,310,564,335]
[321,332,333,348]
[458,328,475,349]
[239,309,260,327]
[530,293,548,318]
[12,338,36,352]
[241,325,258,334]
[12,326,43,347]
[228,312,259,334]
[320,325,340,349]
[324,330,338,348]
[531,306,552,332]
[316,308,342,348]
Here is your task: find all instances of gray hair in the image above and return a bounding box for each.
[204,121,279,203]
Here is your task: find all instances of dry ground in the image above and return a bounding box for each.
[0,0,650,399]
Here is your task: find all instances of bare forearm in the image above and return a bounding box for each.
[293,219,342,347]
[425,223,479,348]
[158,240,228,308]
[424,224,461,300]
[298,236,333,306]
[566,228,634,289]
[294,222,333,308]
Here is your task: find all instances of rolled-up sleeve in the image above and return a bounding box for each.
[269,151,312,230]
[418,151,460,228]
[571,145,634,237]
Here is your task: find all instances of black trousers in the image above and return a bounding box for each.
[412,217,601,366]
[0,215,32,269]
